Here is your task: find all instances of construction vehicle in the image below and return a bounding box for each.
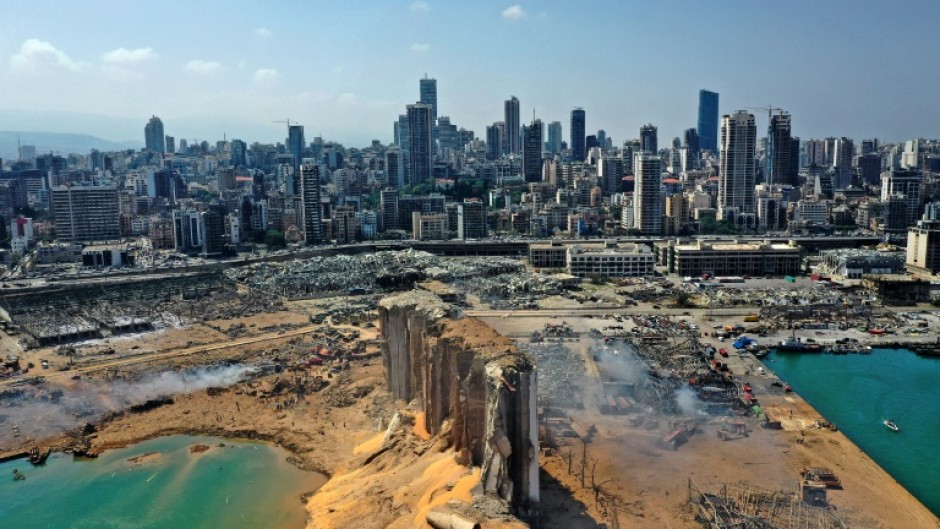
[657,420,697,450]
[801,467,842,488]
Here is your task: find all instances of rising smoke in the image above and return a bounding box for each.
[0,365,252,448]
[674,384,702,417]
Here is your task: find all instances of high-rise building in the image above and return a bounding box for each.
[640,123,658,153]
[486,122,504,161]
[857,153,882,185]
[51,185,121,242]
[766,112,794,186]
[833,137,854,171]
[697,90,719,153]
[599,156,624,195]
[683,128,700,163]
[200,205,227,257]
[597,130,607,151]
[634,153,662,234]
[718,111,757,223]
[287,125,305,178]
[522,119,544,182]
[570,108,586,161]
[419,76,438,124]
[860,139,879,156]
[881,169,923,228]
[301,164,322,244]
[406,103,434,185]
[504,96,521,155]
[622,140,640,174]
[379,188,399,232]
[385,147,402,189]
[145,116,166,153]
[907,203,940,274]
[457,199,487,239]
[832,137,854,189]
[231,139,248,167]
[547,121,563,154]
[165,135,175,154]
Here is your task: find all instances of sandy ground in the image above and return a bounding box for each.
[5,277,940,529]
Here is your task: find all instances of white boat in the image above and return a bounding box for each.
[883,419,900,432]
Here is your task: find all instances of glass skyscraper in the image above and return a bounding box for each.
[419,76,437,124]
[570,108,586,161]
[697,89,719,153]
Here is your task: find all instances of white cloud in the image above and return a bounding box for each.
[101,64,144,81]
[253,68,278,83]
[253,27,272,38]
[185,59,223,75]
[337,92,357,106]
[410,1,430,12]
[410,43,430,53]
[502,4,526,20]
[9,39,85,73]
[101,47,156,64]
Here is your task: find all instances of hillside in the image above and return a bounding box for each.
[0,131,140,160]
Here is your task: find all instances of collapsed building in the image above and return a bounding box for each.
[378,290,540,518]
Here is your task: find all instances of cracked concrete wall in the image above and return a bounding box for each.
[379,291,540,516]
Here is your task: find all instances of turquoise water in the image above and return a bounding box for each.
[0,435,325,529]
[767,348,940,516]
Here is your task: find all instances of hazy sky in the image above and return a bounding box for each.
[0,0,937,147]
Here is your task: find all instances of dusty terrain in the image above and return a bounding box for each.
[3,276,939,529]
[482,309,940,529]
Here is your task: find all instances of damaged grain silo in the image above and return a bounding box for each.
[378,290,540,518]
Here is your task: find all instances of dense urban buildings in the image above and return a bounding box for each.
[1,74,939,286]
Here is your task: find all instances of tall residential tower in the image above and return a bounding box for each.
[570,108,586,161]
[145,116,166,153]
[718,111,757,224]
[406,103,434,186]
[504,96,521,155]
[522,119,544,182]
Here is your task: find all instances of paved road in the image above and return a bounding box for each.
[464,307,754,318]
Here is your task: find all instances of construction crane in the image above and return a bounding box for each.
[272,118,295,129]
[744,106,785,122]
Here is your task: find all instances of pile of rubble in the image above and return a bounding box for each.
[519,342,585,409]
[225,250,555,301]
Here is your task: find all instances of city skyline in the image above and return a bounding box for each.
[1,1,940,147]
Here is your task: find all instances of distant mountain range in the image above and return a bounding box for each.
[0,131,141,161]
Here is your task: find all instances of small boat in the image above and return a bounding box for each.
[883,419,900,432]
[776,334,823,353]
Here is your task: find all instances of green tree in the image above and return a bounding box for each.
[264,229,286,248]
